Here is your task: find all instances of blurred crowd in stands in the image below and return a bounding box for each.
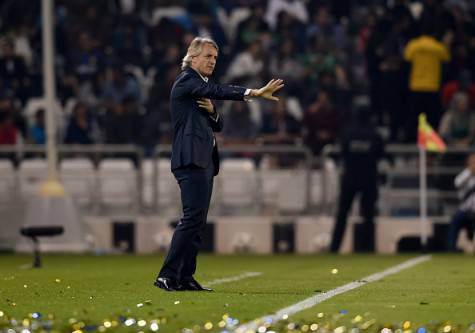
[0,0,475,157]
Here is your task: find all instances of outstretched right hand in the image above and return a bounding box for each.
[251,79,284,101]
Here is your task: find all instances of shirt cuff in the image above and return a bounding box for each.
[244,89,253,101]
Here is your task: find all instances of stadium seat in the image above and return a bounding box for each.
[59,158,96,209]
[310,170,326,209]
[18,159,48,199]
[98,159,138,212]
[216,158,259,214]
[0,159,17,205]
[260,169,286,210]
[142,158,180,215]
[276,169,308,213]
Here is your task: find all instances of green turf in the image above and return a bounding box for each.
[0,254,474,332]
[293,254,475,325]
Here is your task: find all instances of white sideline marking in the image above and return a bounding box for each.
[236,255,432,333]
[205,272,262,286]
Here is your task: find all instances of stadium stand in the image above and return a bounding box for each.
[1,0,475,253]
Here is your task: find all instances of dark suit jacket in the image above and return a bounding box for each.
[170,68,247,174]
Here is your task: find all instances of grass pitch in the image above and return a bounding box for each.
[0,254,474,332]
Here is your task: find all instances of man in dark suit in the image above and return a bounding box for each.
[154,37,283,291]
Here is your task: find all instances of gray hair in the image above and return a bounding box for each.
[181,37,219,70]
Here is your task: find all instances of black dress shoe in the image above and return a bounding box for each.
[154,277,182,291]
[181,278,213,292]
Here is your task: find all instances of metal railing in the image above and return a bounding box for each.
[2,143,466,216]
[0,144,144,213]
[152,144,313,213]
[0,144,313,215]
[320,144,469,215]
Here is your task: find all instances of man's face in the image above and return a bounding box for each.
[191,43,217,77]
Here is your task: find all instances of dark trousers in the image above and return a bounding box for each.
[406,91,441,142]
[159,162,214,281]
[447,210,474,251]
[330,174,377,252]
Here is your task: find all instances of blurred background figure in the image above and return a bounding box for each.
[437,92,475,189]
[303,90,343,156]
[447,152,475,252]
[222,101,258,145]
[0,0,472,152]
[404,23,451,141]
[439,92,475,147]
[330,105,384,253]
[29,108,45,145]
[64,102,98,145]
[441,70,475,110]
[259,97,301,145]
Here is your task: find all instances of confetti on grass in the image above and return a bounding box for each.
[0,310,474,333]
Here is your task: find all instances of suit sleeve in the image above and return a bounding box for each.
[208,109,223,132]
[184,74,247,100]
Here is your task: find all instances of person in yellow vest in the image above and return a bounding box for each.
[404,24,452,142]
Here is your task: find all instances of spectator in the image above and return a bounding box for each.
[102,96,141,145]
[234,3,269,51]
[379,15,411,142]
[100,67,141,107]
[29,109,45,144]
[447,152,475,252]
[259,97,301,145]
[404,23,451,141]
[265,0,308,30]
[0,111,18,145]
[222,101,258,144]
[112,16,147,68]
[0,98,27,141]
[272,10,306,51]
[269,39,304,95]
[441,70,475,109]
[145,66,180,145]
[303,90,343,155]
[0,0,474,150]
[187,1,229,50]
[66,31,104,81]
[64,102,98,145]
[418,0,455,38]
[225,38,265,87]
[301,37,349,105]
[439,92,475,147]
[0,102,24,165]
[306,5,347,52]
[0,39,29,103]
